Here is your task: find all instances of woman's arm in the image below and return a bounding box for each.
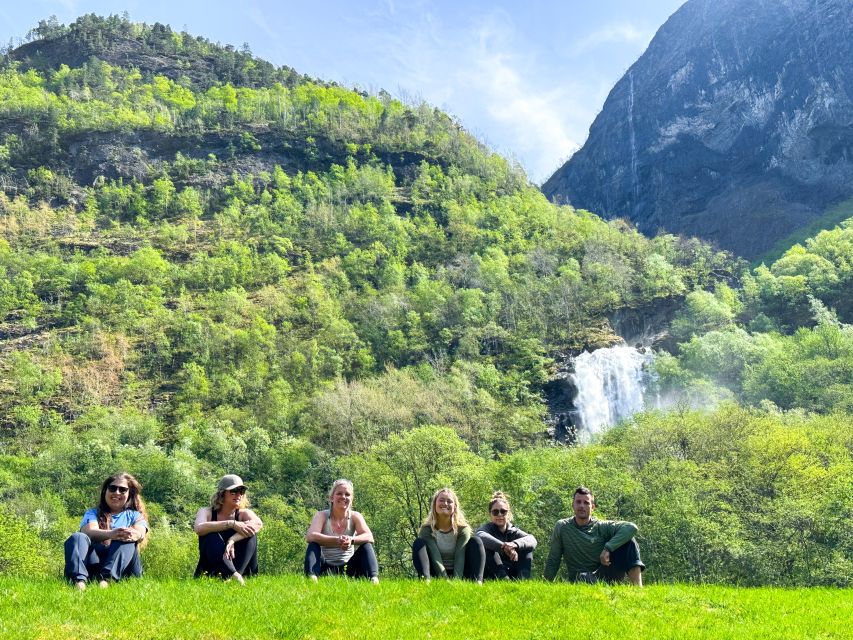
[238,508,263,536]
[475,524,504,551]
[418,525,448,578]
[452,525,472,578]
[506,525,538,552]
[350,512,374,545]
[194,507,239,536]
[80,521,116,543]
[305,511,342,547]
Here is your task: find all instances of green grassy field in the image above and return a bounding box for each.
[1,577,849,639]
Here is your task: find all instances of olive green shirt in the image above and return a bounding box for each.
[418,524,473,578]
[543,517,638,581]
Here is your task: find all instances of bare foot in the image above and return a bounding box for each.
[309,574,318,583]
[98,580,109,589]
[370,576,380,584]
[231,572,245,586]
[74,580,87,591]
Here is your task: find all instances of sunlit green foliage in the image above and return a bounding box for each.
[3,15,851,589]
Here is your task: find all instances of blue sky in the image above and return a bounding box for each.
[1,1,685,183]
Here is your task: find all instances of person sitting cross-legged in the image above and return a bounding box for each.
[304,479,379,583]
[193,474,263,584]
[412,487,485,583]
[476,491,537,580]
[64,472,149,590]
[543,486,644,586]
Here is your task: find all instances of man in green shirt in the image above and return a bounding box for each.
[543,486,644,586]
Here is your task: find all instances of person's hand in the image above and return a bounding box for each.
[501,542,518,562]
[599,548,611,566]
[224,540,235,561]
[112,527,138,542]
[338,535,352,550]
[231,520,255,536]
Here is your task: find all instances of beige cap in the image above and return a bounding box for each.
[217,474,247,492]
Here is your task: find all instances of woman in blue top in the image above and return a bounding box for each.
[63,472,149,590]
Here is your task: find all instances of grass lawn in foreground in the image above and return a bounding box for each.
[0,576,849,639]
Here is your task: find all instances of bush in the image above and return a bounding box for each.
[141,520,198,578]
[0,507,54,577]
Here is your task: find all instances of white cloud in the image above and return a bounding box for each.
[453,20,592,183]
[570,22,651,56]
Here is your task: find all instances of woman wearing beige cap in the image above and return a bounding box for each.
[193,474,263,584]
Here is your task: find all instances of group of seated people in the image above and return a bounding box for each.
[64,472,644,588]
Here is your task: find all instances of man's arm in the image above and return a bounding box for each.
[602,520,638,552]
[543,521,564,581]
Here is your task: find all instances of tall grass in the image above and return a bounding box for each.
[1,577,849,639]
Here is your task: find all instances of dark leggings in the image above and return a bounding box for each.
[412,536,485,581]
[484,548,534,580]
[64,532,142,583]
[194,533,258,579]
[303,542,379,579]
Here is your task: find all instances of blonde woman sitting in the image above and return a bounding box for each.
[304,479,379,582]
[193,474,263,584]
[412,487,485,582]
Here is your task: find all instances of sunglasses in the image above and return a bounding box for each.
[491,509,508,516]
[107,485,129,495]
[228,487,247,495]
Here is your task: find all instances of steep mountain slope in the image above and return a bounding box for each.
[0,13,735,485]
[543,0,853,258]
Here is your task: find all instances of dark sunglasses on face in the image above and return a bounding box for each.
[108,485,129,495]
[228,487,247,495]
[491,509,508,516]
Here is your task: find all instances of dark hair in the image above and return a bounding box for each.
[96,472,149,550]
[488,491,513,523]
[573,486,594,501]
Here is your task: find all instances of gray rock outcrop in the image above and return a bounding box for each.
[543,0,853,258]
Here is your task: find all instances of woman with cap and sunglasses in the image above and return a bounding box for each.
[476,491,537,580]
[304,478,379,583]
[193,474,263,584]
[64,472,149,590]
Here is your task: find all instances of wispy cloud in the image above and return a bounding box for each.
[570,22,651,56]
[453,18,591,183]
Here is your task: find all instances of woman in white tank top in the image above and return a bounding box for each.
[304,479,379,582]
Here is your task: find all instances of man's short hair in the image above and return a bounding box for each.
[573,486,594,500]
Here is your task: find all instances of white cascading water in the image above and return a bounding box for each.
[570,345,654,439]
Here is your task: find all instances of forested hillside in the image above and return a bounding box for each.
[0,15,850,586]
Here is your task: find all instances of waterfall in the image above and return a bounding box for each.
[570,345,654,439]
[628,71,640,217]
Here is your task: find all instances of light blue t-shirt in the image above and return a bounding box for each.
[80,508,148,531]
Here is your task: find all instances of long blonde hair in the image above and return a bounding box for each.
[210,489,250,512]
[423,487,468,535]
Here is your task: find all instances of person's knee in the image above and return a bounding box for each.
[66,531,89,545]
[466,536,484,557]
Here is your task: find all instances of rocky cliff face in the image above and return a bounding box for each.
[543,0,853,258]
